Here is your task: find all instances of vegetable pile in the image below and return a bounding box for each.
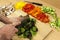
[13,1,60,30]
[16,16,38,40]
[41,6,60,29]
[22,4,50,23]
[14,2,50,23]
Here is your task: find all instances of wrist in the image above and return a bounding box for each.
[0,28,8,40]
[0,29,9,40]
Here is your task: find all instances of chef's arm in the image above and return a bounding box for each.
[0,14,12,24]
[0,33,8,40]
[0,14,12,40]
[0,28,9,40]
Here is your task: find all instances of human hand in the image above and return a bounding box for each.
[9,17,21,26]
[0,24,18,40]
[0,15,22,40]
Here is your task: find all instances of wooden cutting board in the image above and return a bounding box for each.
[7,10,52,40]
[0,0,52,40]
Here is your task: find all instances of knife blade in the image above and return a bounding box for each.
[25,1,43,6]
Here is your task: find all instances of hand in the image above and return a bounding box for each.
[0,17,21,40]
[0,24,18,40]
[9,17,21,26]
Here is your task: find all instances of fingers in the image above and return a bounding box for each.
[14,28,18,32]
[8,17,21,26]
[0,14,12,24]
[12,21,21,26]
[6,24,18,33]
[0,23,18,40]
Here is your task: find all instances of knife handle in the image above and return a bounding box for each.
[31,2,43,6]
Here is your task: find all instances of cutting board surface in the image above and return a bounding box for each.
[0,0,52,40]
[0,0,60,40]
[7,10,52,40]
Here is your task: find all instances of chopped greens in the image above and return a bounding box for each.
[41,6,56,18]
[41,6,60,29]
[57,18,60,27]
[16,16,38,40]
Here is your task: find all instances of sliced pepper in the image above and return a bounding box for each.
[28,7,42,17]
[13,1,26,10]
[36,13,49,23]
[22,3,35,13]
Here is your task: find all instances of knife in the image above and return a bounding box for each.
[25,1,43,6]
